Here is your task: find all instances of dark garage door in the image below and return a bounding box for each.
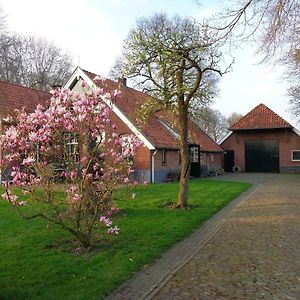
[245,140,279,173]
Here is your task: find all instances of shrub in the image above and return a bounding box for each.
[0,79,142,249]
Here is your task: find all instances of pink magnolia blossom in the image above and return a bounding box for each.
[93,75,106,83]
[1,192,9,201]
[22,157,35,165]
[73,194,82,201]
[99,216,112,227]
[107,226,120,235]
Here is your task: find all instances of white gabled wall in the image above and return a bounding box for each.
[64,67,155,150]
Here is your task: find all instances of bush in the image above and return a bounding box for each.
[0,79,142,250]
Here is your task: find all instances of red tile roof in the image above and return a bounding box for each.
[0,80,51,118]
[84,70,223,152]
[230,103,292,130]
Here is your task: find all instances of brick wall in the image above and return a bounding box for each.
[201,152,223,169]
[152,149,181,182]
[133,146,151,169]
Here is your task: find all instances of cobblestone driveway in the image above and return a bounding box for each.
[108,173,300,300]
[155,174,300,299]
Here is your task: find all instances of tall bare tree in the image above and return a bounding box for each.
[214,0,300,62]
[286,51,300,121]
[0,34,73,91]
[114,13,230,208]
[212,1,300,121]
[194,107,228,142]
[0,6,73,91]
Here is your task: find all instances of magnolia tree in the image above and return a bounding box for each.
[0,79,142,249]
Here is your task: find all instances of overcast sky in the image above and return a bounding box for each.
[1,0,297,128]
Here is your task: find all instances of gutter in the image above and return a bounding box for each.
[0,118,2,184]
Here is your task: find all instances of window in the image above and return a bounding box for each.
[210,154,215,162]
[63,133,79,164]
[190,146,199,163]
[291,150,300,161]
[162,149,167,165]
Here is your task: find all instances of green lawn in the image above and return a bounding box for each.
[0,179,251,299]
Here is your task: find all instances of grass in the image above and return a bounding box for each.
[0,179,251,299]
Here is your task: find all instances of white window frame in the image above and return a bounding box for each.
[190,146,199,163]
[291,150,300,161]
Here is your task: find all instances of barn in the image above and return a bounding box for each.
[220,103,300,173]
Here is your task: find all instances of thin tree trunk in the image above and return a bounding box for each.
[177,103,190,208]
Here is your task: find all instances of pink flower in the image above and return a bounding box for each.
[10,194,18,205]
[99,216,112,227]
[73,194,82,201]
[29,132,38,142]
[110,89,121,99]
[107,207,118,217]
[107,226,120,235]
[18,201,27,206]
[94,75,106,82]
[70,171,77,180]
[1,192,9,201]
[80,156,88,164]
[22,157,35,165]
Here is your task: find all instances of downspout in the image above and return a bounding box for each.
[151,150,157,183]
[0,119,2,184]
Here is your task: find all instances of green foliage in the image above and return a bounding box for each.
[0,180,250,299]
[118,13,226,109]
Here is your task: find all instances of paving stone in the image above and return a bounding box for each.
[107,174,300,300]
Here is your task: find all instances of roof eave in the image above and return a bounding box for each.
[230,126,293,131]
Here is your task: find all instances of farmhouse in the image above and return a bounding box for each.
[221,103,300,173]
[64,67,223,183]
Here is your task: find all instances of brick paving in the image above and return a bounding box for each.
[108,174,300,300]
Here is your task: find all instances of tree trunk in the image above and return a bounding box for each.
[177,103,190,208]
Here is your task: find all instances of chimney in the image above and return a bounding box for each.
[117,77,127,87]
